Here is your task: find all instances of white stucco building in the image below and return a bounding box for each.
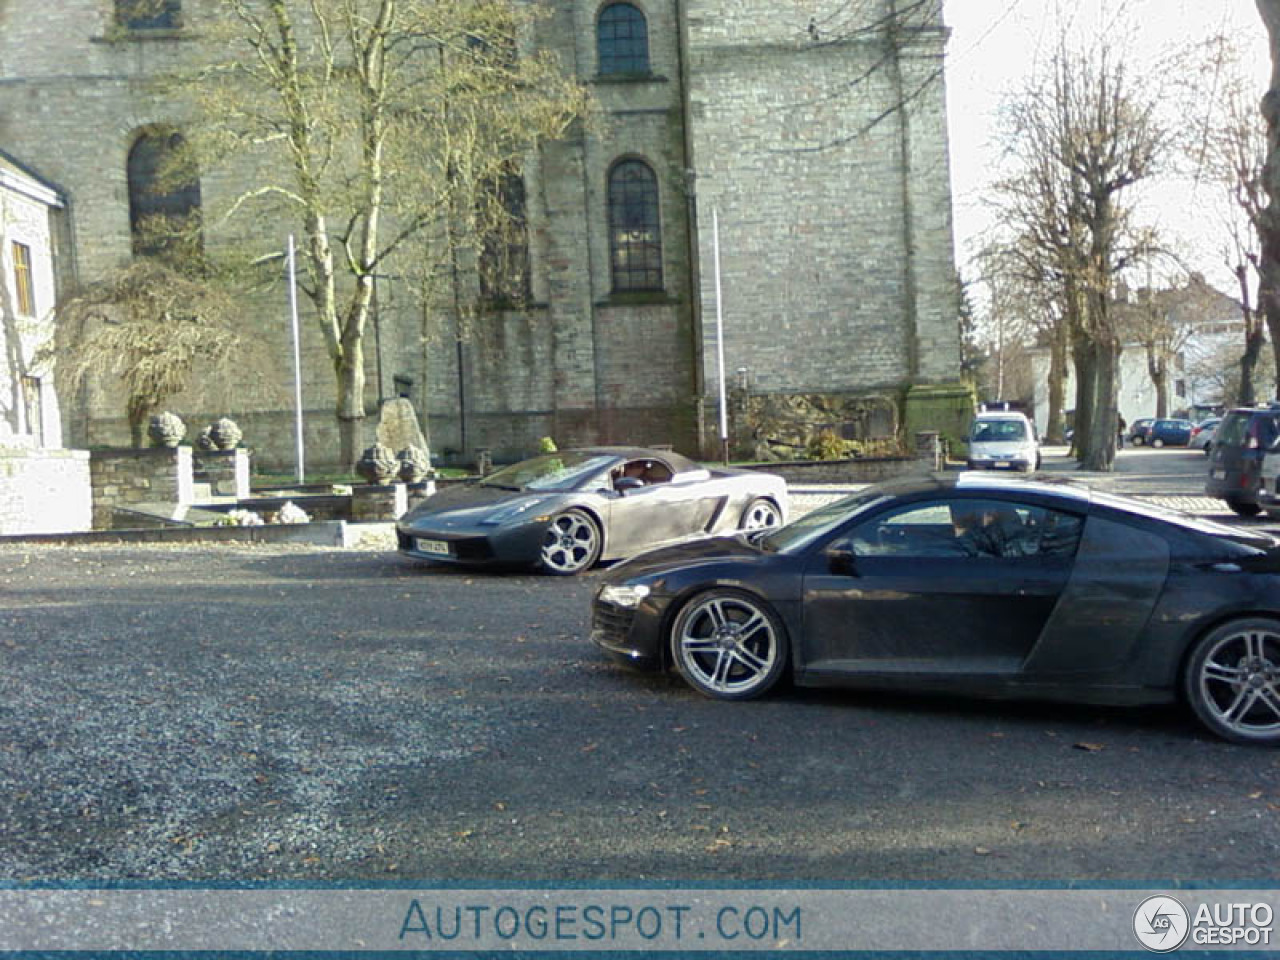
[0,150,65,448]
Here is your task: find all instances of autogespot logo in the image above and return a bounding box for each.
[1133,895,1190,952]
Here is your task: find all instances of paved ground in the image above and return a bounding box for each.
[1,444,1278,886]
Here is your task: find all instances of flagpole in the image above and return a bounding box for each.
[712,208,728,465]
[287,235,305,485]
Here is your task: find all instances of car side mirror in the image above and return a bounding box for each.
[615,476,645,493]
[826,542,858,577]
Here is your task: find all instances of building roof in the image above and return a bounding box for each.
[0,148,64,208]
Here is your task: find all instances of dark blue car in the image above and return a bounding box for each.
[1145,418,1193,447]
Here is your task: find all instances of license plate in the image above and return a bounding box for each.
[416,538,451,556]
[1211,469,1224,479]
[994,461,1010,468]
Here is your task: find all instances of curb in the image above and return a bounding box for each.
[0,521,397,548]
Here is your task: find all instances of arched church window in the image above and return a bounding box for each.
[597,3,650,76]
[607,159,662,292]
[116,0,181,30]
[127,129,203,261]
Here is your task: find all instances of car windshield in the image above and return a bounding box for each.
[759,489,891,554]
[479,453,617,492]
[971,420,1026,442]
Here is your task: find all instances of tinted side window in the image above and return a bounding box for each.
[850,498,1083,560]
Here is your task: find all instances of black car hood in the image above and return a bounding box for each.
[400,481,548,523]
[606,532,770,581]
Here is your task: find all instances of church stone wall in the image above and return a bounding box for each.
[684,0,958,400]
[0,0,957,471]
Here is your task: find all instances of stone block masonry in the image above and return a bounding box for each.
[89,447,194,530]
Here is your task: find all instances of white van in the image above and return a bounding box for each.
[966,411,1040,473]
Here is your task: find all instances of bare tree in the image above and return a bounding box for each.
[48,261,247,447]
[993,35,1167,470]
[185,0,589,468]
[1182,34,1271,403]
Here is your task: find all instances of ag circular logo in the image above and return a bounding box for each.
[1134,895,1190,952]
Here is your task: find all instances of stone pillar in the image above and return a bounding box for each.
[914,430,941,471]
[351,483,408,522]
[405,480,437,512]
[89,447,194,530]
[193,449,250,499]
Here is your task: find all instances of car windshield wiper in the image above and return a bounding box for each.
[478,480,521,491]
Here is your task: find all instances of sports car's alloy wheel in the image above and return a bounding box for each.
[538,509,601,576]
[671,590,787,700]
[1185,618,1280,745]
[740,498,782,531]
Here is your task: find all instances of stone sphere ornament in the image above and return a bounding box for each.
[398,446,432,483]
[148,411,186,448]
[209,417,243,450]
[355,442,398,484]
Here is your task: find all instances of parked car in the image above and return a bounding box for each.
[1127,418,1155,445]
[396,447,787,575]
[1144,418,1194,448]
[592,473,1280,744]
[1206,406,1280,516]
[966,410,1040,472]
[1191,417,1222,455]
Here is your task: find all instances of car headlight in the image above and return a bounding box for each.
[598,583,652,608]
[481,497,552,525]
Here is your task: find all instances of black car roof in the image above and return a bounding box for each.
[869,472,1094,506]
[569,446,701,473]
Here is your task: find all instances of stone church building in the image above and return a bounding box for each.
[0,0,963,469]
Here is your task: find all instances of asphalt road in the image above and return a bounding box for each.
[2,450,1278,886]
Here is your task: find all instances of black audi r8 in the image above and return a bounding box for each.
[397,447,788,575]
[592,473,1280,744]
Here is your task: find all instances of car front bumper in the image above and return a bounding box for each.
[590,592,671,669]
[396,520,546,568]
[966,458,1033,470]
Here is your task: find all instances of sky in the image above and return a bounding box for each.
[942,0,1271,291]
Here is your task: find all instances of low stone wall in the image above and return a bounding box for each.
[0,448,92,535]
[90,447,194,530]
[740,455,929,485]
[193,449,249,499]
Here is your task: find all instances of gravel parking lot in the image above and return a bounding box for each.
[3,447,1277,886]
[2,524,1279,885]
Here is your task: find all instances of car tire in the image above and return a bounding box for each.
[739,498,782,531]
[1183,617,1280,745]
[538,509,602,576]
[669,589,788,700]
[1132,436,1144,446]
[1152,437,1165,448]
[1227,498,1262,518]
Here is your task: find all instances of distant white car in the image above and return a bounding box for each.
[966,411,1040,472]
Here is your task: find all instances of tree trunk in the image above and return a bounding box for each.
[1255,0,1280,398]
[1071,329,1096,461]
[1080,336,1119,471]
[1149,354,1169,419]
[1241,325,1265,405]
[127,398,152,448]
[336,329,367,472]
[1045,322,1068,444]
